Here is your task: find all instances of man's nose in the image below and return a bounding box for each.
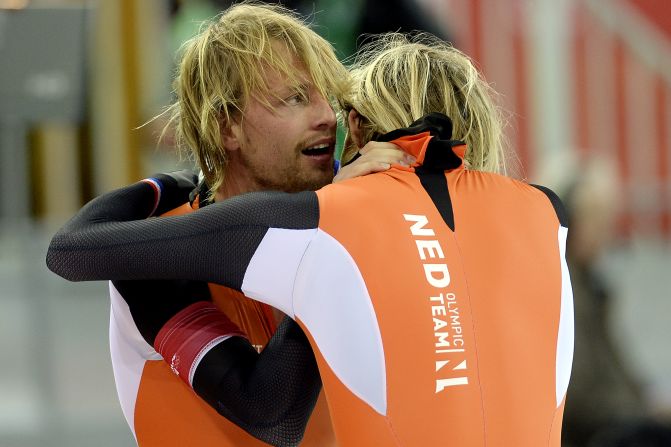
[313,94,337,129]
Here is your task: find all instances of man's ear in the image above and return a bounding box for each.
[220,118,242,151]
[347,109,365,150]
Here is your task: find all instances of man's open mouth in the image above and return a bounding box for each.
[301,143,333,156]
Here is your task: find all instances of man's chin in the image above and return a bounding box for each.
[299,168,334,191]
[308,174,334,190]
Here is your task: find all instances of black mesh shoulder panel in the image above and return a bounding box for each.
[47,186,320,290]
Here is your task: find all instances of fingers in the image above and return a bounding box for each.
[333,143,416,183]
[358,141,415,164]
[358,141,400,155]
[333,162,387,183]
[357,142,402,159]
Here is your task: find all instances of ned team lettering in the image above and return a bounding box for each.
[404,214,469,393]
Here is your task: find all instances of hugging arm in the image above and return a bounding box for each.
[192,316,322,446]
[46,179,320,289]
[115,279,320,446]
[47,178,322,447]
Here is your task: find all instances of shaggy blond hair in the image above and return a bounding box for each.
[164,2,347,197]
[342,33,507,174]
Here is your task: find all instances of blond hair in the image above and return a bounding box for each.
[342,33,507,174]
[164,2,347,197]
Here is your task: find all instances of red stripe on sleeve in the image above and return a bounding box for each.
[155,301,247,386]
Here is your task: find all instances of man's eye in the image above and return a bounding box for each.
[285,92,308,105]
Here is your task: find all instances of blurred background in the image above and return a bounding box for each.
[0,0,669,446]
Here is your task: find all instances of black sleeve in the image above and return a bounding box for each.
[114,277,321,446]
[195,317,322,447]
[112,276,322,447]
[46,181,320,288]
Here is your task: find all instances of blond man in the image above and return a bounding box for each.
[100,3,406,446]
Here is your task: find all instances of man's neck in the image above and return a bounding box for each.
[215,179,253,202]
[213,157,261,202]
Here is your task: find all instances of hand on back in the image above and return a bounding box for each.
[333,142,415,183]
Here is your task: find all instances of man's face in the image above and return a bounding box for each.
[230,52,337,193]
